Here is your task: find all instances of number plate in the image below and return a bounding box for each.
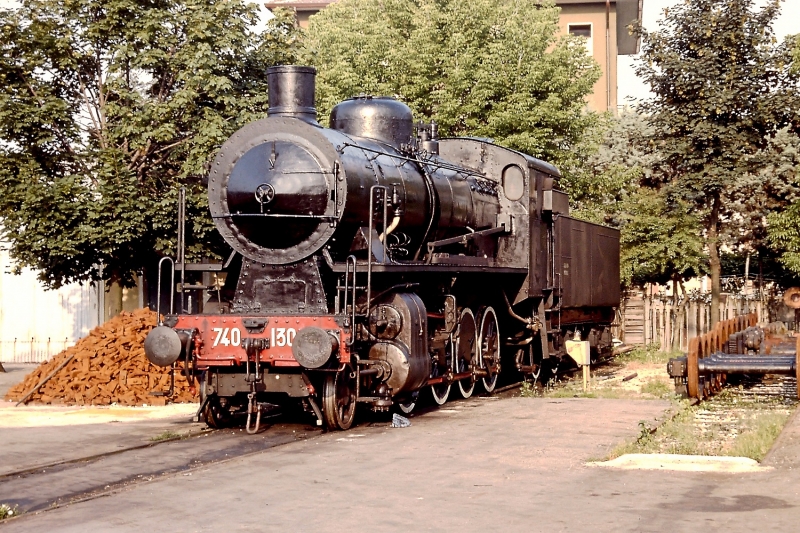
[173,315,349,366]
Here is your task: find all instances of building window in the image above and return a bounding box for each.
[568,23,593,56]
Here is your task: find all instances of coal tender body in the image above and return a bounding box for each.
[144,65,620,431]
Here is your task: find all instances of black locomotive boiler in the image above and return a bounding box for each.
[144,65,620,431]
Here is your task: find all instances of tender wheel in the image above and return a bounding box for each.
[430,340,452,406]
[322,361,359,430]
[203,395,232,429]
[455,308,477,398]
[478,307,501,393]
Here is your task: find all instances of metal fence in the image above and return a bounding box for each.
[0,338,75,364]
[0,243,100,363]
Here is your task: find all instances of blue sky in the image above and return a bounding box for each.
[619,0,797,104]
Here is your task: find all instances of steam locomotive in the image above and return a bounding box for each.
[144,65,620,431]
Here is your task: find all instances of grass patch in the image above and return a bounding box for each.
[727,411,791,461]
[0,503,20,520]
[546,384,620,399]
[640,378,672,399]
[543,373,677,401]
[150,430,181,442]
[519,381,537,398]
[616,344,681,365]
[608,394,795,461]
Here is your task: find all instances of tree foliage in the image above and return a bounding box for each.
[0,0,301,288]
[617,193,705,287]
[767,130,800,274]
[576,112,706,287]
[634,0,800,323]
[302,0,602,171]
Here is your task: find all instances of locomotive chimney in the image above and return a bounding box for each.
[267,65,318,124]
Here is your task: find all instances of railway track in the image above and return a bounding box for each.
[0,383,526,519]
[0,423,319,516]
[727,375,800,400]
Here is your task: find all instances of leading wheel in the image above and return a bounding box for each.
[203,395,232,429]
[322,361,358,430]
[396,392,418,414]
[455,308,477,398]
[478,307,501,393]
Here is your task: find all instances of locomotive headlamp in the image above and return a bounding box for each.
[144,326,183,367]
[292,326,339,369]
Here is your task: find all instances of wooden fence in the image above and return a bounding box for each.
[620,289,770,352]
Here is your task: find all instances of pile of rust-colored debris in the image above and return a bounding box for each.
[4,308,196,406]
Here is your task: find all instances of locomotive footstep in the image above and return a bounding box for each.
[391,413,411,428]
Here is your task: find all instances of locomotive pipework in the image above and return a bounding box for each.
[145,65,621,430]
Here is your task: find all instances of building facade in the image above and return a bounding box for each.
[264,0,643,113]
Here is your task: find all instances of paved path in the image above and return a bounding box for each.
[0,364,33,399]
[0,425,318,512]
[1,397,671,532]
[4,396,800,532]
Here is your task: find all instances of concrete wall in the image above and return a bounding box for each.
[0,243,100,363]
[0,243,144,363]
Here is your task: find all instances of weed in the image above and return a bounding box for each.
[640,378,673,398]
[150,430,181,442]
[608,419,660,458]
[519,381,536,398]
[0,503,20,520]
[616,345,680,366]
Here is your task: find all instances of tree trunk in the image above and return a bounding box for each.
[105,282,123,322]
[708,194,721,326]
[678,281,689,350]
[670,278,681,350]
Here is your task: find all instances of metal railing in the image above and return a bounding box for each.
[0,338,72,363]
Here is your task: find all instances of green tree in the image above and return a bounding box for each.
[302,0,601,172]
[573,112,706,287]
[575,112,705,349]
[570,112,656,224]
[617,192,705,288]
[0,0,301,289]
[634,0,800,325]
[767,130,800,274]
